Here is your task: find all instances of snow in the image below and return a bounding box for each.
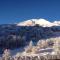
[32,19,52,27]
[12,47,54,57]
[10,47,24,56]
[53,21,60,26]
[51,52,55,55]
[40,52,50,55]
[17,18,60,27]
[0,47,57,58]
[17,20,34,26]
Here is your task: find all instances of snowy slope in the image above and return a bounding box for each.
[17,18,60,27]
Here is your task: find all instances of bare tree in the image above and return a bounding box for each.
[25,40,33,53]
[2,49,12,60]
[53,39,60,55]
[37,40,48,49]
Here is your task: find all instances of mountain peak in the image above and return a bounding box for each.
[32,19,52,27]
[17,18,60,27]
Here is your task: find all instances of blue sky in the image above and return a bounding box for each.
[0,0,60,24]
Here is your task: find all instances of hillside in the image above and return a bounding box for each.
[0,19,60,60]
[0,19,60,53]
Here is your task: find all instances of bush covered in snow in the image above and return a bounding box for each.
[2,49,12,60]
[1,37,60,60]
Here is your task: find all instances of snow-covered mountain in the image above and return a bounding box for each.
[17,18,60,27]
[0,19,60,54]
[0,19,60,59]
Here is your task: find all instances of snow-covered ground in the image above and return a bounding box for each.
[10,47,54,57]
[10,47,24,56]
